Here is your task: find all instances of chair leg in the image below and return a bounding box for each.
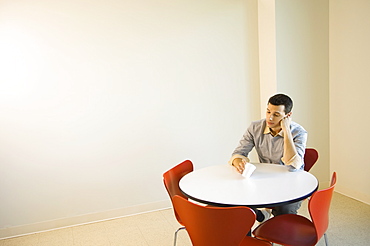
[324,233,329,246]
[174,226,186,246]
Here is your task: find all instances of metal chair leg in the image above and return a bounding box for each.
[324,233,329,245]
[174,226,186,246]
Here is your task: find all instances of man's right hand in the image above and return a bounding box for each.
[232,158,246,174]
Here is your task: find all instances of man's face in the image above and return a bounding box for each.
[265,103,288,130]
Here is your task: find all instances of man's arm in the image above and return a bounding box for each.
[280,116,307,169]
[281,116,297,163]
[229,124,255,173]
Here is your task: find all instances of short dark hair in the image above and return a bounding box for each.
[268,94,293,113]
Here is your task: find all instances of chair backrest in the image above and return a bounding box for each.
[173,195,256,246]
[163,160,194,223]
[304,148,319,172]
[308,172,337,242]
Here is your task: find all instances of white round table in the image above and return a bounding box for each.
[179,163,318,207]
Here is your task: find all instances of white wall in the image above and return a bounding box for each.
[329,0,370,204]
[275,0,370,204]
[275,0,330,184]
[0,0,261,237]
[5,0,369,239]
[274,0,370,204]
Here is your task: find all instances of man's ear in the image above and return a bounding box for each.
[287,112,293,117]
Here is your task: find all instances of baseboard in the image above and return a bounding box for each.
[0,199,172,240]
[318,179,370,205]
[335,185,370,205]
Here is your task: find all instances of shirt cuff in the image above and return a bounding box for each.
[281,154,303,169]
[228,154,250,166]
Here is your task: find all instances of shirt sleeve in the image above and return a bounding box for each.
[281,126,307,170]
[281,154,303,169]
[228,124,255,165]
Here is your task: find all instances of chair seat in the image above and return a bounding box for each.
[253,214,317,246]
[240,236,272,246]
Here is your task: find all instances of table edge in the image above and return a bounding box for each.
[181,184,318,208]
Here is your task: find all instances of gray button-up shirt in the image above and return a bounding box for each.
[230,119,307,170]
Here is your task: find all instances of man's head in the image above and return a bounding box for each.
[268,94,293,114]
[266,94,293,131]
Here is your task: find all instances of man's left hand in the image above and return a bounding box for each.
[280,115,292,132]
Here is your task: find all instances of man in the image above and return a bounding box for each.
[229,93,307,222]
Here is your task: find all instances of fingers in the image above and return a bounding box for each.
[281,115,291,128]
[284,114,292,121]
[233,159,246,174]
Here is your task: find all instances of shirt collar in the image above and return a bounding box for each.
[264,125,284,137]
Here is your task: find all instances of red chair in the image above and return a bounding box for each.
[163,160,194,245]
[304,148,319,172]
[253,172,337,246]
[173,195,272,246]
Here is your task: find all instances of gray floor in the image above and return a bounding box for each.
[0,192,369,246]
[303,192,370,246]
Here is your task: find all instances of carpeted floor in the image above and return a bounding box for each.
[1,192,369,246]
